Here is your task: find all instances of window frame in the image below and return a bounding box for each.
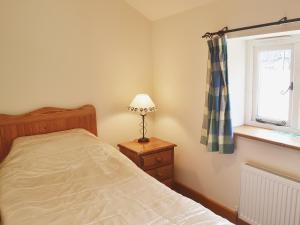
[245,36,300,134]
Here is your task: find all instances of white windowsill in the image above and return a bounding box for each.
[234,125,300,151]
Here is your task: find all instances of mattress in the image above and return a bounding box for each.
[0,129,233,225]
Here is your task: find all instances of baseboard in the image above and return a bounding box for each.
[174,181,251,225]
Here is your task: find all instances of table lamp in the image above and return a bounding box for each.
[128,94,156,143]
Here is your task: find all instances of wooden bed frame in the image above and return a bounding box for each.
[0,105,97,163]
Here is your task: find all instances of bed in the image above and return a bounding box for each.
[0,105,233,225]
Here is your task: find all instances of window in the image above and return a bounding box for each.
[246,36,300,133]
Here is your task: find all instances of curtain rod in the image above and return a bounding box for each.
[202,17,300,38]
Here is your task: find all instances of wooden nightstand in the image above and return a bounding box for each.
[118,137,176,188]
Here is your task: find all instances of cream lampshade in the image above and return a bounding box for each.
[128,94,156,143]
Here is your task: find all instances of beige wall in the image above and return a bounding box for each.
[0,0,153,146]
[1,0,300,212]
[152,0,300,210]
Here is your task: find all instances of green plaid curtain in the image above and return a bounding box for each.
[200,36,234,154]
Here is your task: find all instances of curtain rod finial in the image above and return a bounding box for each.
[202,32,212,38]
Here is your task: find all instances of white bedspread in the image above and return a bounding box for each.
[0,129,233,225]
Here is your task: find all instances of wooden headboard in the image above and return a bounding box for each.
[0,105,97,163]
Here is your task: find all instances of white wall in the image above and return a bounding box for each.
[227,39,246,127]
[152,0,300,210]
[0,0,153,146]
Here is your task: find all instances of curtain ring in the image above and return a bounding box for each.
[279,17,288,23]
[217,27,228,37]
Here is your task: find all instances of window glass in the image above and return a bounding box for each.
[256,48,292,123]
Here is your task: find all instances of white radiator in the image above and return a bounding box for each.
[239,163,300,225]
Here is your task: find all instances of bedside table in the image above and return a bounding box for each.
[118,137,176,188]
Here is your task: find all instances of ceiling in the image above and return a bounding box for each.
[125,0,216,21]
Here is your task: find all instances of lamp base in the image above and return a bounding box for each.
[138,137,150,143]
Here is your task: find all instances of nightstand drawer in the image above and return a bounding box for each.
[142,149,173,170]
[146,165,173,181]
[118,138,176,188]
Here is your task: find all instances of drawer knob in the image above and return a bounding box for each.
[156,157,162,163]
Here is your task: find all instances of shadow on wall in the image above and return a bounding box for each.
[100,110,154,146]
